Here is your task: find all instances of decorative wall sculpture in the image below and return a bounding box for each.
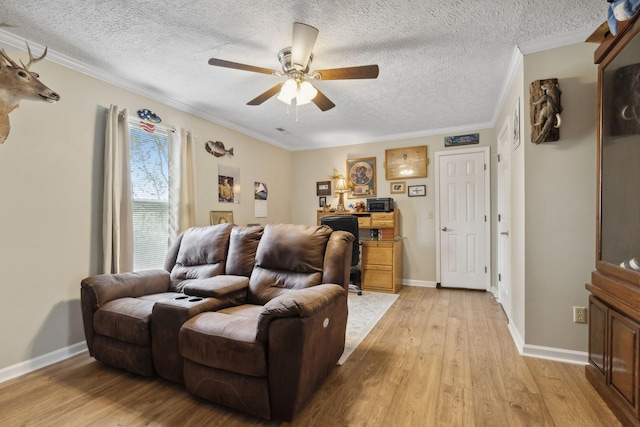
[529,78,561,144]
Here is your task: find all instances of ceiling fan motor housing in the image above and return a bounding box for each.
[278,47,313,74]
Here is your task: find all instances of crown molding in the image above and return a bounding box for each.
[518,28,594,54]
[0,29,291,151]
[0,27,595,152]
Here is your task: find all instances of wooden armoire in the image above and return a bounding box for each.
[586,12,640,426]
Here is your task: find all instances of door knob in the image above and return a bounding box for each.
[500,231,509,236]
[442,227,450,232]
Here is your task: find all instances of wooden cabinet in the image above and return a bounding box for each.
[586,12,640,426]
[361,240,402,293]
[317,209,403,293]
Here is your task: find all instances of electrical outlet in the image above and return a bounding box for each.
[573,306,587,324]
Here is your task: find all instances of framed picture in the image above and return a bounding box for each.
[319,196,327,207]
[210,210,234,225]
[384,146,428,180]
[444,133,479,147]
[408,185,426,197]
[346,157,376,198]
[390,181,406,194]
[316,180,331,196]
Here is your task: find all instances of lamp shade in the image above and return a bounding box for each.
[277,78,298,104]
[296,80,318,105]
[335,176,348,192]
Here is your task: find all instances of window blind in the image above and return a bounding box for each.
[129,123,170,270]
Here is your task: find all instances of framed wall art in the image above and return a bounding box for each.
[390,181,406,194]
[346,157,376,198]
[316,180,331,196]
[408,184,426,197]
[319,196,327,207]
[210,210,234,225]
[384,146,428,180]
[444,133,479,147]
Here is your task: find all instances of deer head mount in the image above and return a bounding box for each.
[0,43,60,144]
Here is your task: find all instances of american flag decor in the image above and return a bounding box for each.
[139,121,156,133]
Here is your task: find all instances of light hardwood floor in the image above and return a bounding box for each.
[0,286,621,426]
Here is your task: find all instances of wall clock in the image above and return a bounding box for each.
[384,145,428,180]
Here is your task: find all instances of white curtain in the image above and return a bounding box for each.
[102,105,133,273]
[168,127,196,241]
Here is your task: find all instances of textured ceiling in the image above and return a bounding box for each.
[0,1,606,151]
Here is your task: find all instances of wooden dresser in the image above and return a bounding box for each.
[585,13,640,426]
[317,210,403,293]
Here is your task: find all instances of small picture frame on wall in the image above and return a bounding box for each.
[316,180,331,196]
[408,185,426,197]
[319,196,327,207]
[390,181,406,194]
[210,210,234,225]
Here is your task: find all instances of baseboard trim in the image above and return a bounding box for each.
[521,344,588,365]
[507,322,587,365]
[403,279,437,288]
[0,341,88,384]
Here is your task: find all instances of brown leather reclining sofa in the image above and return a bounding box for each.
[81,222,354,421]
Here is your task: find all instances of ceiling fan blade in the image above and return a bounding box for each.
[291,22,318,70]
[312,64,379,80]
[208,58,277,75]
[247,84,282,106]
[311,88,336,111]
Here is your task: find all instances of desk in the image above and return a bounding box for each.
[317,210,402,293]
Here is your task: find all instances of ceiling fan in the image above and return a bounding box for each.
[208,22,379,111]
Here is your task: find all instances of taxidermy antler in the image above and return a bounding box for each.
[0,43,60,144]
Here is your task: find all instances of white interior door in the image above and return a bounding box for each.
[435,147,490,290]
[497,120,512,318]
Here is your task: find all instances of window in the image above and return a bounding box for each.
[129,123,170,270]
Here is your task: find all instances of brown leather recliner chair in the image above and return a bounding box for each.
[179,223,354,421]
[80,223,262,377]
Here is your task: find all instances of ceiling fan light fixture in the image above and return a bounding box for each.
[297,80,317,105]
[277,78,298,103]
[277,78,317,106]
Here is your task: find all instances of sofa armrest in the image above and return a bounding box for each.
[322,231,355,289]
[81,268,170,309]
[183,275,249,299]
[256,284,346,342]
[258,283,348,421]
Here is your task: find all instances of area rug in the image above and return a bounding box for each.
[338,291,399,365]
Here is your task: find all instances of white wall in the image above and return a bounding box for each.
[522,43,598,352]
[291,130,496,284]
[0,49,293,370]
[0,40,601,372]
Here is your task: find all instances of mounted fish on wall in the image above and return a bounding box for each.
[205,140,234,158]
[529,78,561,144]
[0,43,60,144]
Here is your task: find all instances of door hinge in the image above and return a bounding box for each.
[484,163,487,171]
[498,273,502,282]
[484,215,487,222]
[498,213,501,221]
[496,154,501,162]
[485,266,488,273]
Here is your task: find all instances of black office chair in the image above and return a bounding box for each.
[321,215,362,295]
